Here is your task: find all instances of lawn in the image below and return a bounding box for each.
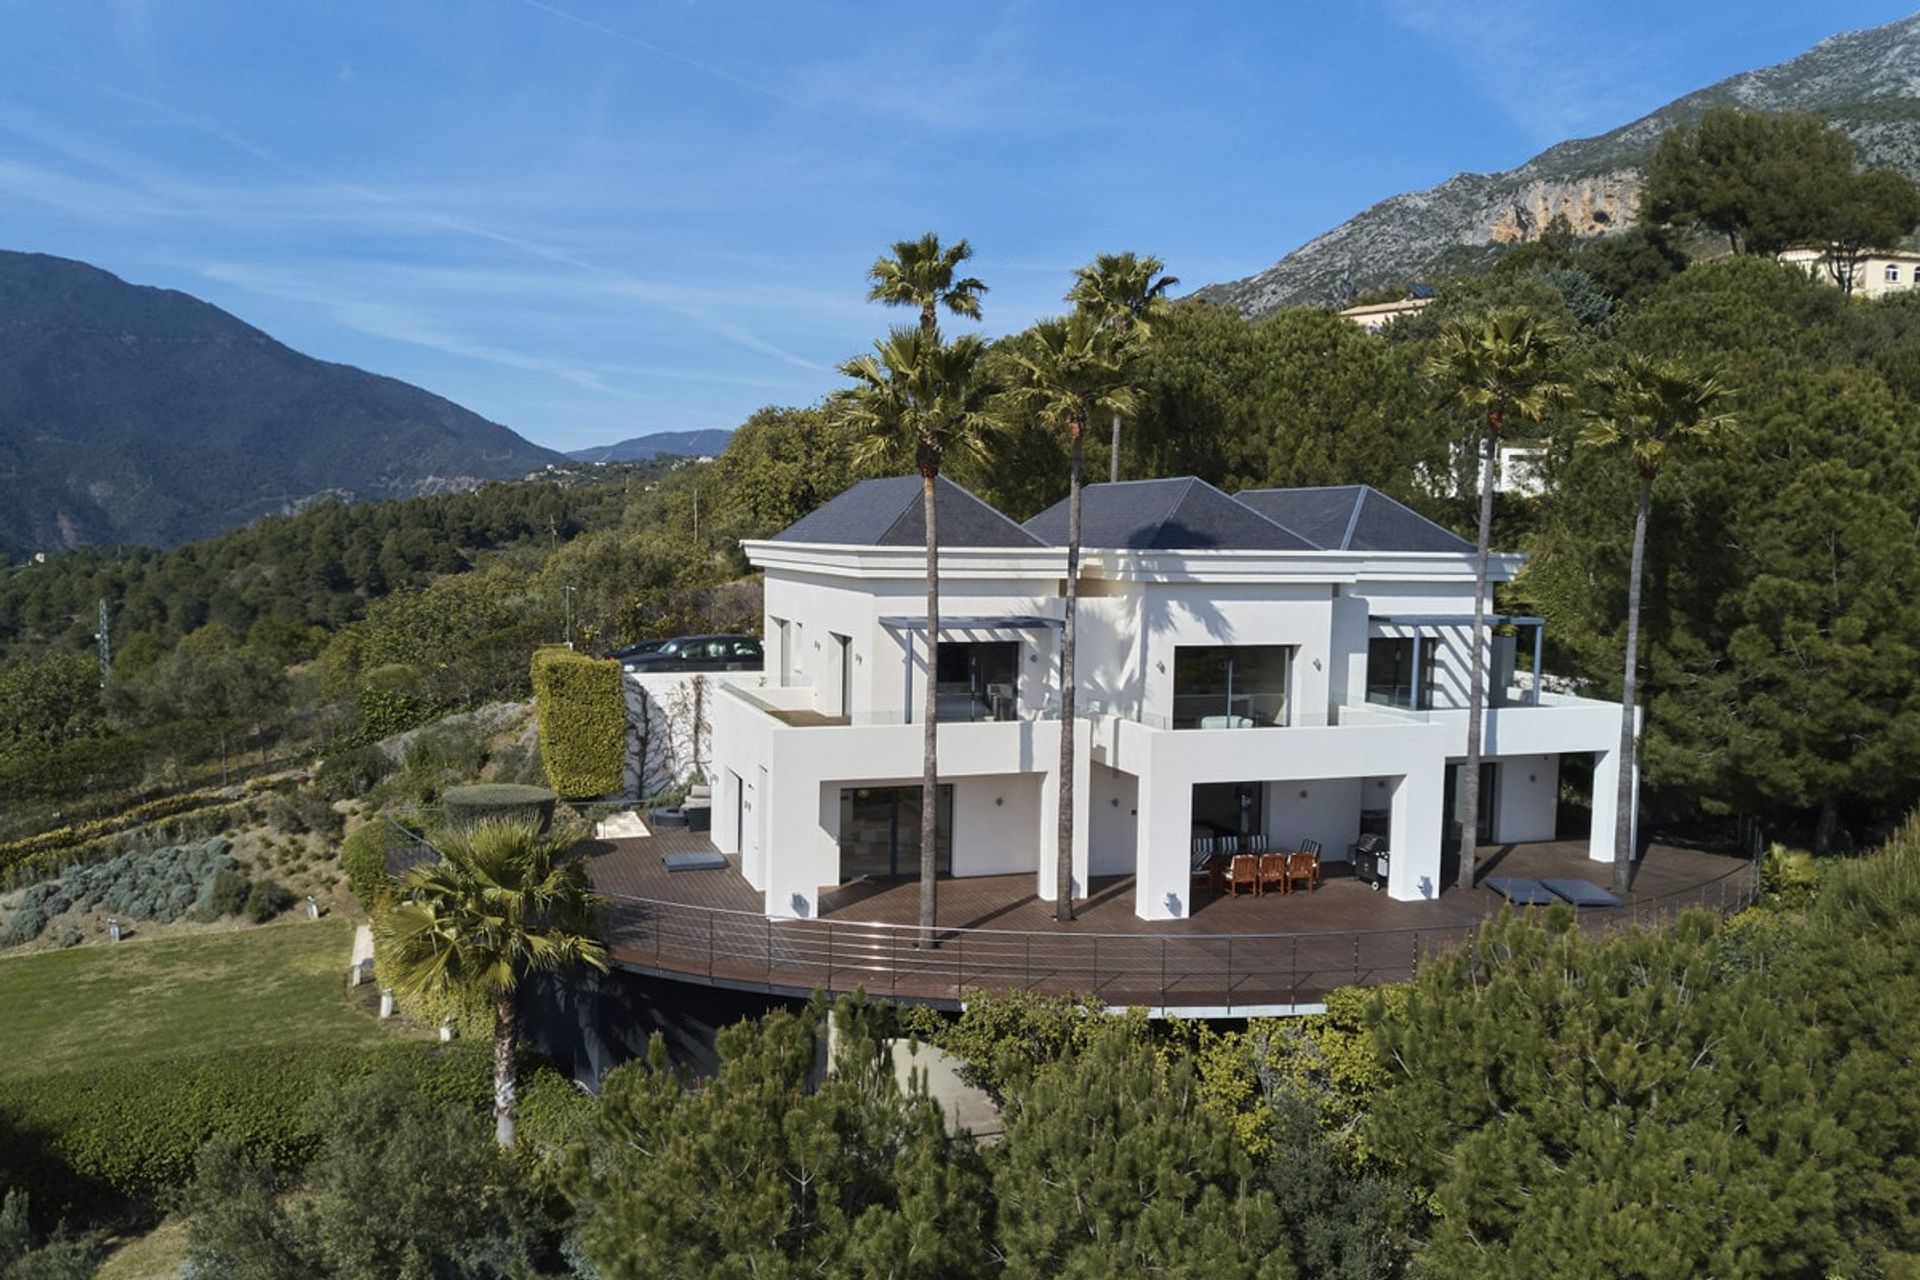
[0,918,422,1078]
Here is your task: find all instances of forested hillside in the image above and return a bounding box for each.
[0,250,562,555]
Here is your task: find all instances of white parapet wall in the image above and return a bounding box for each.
[621,669,763,799]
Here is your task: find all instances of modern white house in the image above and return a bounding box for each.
[708,475,1631,922]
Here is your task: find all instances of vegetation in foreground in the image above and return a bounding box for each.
[1,817,1914,1279]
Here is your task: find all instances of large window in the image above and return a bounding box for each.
[1171,645,1292,728]
[839,785,953,880]
[934,641,1019,721]
[1367,636,1437,710]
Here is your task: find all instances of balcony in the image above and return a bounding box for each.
[720,680,1059,729]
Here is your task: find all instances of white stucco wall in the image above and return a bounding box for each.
[1491,753,1559,844]
[1088,763,1139,876]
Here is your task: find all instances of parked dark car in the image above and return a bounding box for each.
[608,638,670,662]
[619,634,763,673]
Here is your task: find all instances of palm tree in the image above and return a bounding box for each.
[867,233,988,336]
[839,327,999,946]
[1065,252,1179,482]
[1423,309,1571,891]
[1003,313,1137,921]
[376,817,607,1148]
[1581,355,1736,893]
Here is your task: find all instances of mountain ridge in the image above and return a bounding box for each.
[1200,13,1920,314]
[565,429,734,463]
[0,250,564,555]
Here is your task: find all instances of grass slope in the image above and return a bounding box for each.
[0,917,417,1078]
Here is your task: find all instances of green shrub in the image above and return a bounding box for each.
[529,648,624,800]
[0,1041,491,1215]
[314,744,391,802]
[1761,842,1822,907]
[357,664,434,742]
[441,784,557,834]
[243,879,295,923]
[207,870,252,917]
[339,824,394,912]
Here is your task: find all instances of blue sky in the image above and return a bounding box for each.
[1,2,1912,452]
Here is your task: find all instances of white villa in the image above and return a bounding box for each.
[708,475,1631,923]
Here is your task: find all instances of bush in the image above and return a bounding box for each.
[1761,842,1822,907]
[441,784,557,834]
[0,1042,492,1215]
[207,870,252,918]
[529,648,624,799]
[339,823,393,913]
[244,879,296,923]
[314,745,391,802]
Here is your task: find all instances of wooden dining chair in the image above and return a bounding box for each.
[1286,839,1322,894]
[1228,854,1260,897]
[1258,851,1289,896]
[1191,837,1217,895]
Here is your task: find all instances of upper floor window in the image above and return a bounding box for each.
[1172,645,1292,728]
[1888,265,1903,283]
[1367,636,1436,710]
[935,640,1020,722]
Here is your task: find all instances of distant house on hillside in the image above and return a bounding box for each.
[1778,245,1920,298]
[1337,293,1433,331]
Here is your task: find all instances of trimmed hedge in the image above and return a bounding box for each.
[339,822,394,912]
[0,791,229,881]
[442,784,557,834]
[0,1041,492,1214]
[530,648,624,800]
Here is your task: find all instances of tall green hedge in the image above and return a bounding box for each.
[530,648,624,800]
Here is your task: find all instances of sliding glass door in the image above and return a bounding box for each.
[838,785,954,880]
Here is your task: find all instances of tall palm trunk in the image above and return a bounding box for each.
[1613,475,1652,893]
[1456,429,1498,890]
[1108,412,1122,483]
[492,990,518,1148]
[1056,429,1084,921]
[919,469,941,948]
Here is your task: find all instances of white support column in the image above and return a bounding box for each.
[1589,747,1621,866]
[1387,768,1444,900]
[1133,750,1189,919]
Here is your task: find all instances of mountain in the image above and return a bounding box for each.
[1201,14,1920,315]
[0,251,564,554]
[565,429,735,463]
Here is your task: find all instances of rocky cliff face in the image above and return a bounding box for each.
[1201,13,1920,314]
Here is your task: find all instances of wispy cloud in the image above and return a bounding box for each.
[7,83,833,373]
[1380,0,1664,147]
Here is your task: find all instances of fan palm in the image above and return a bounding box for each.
[375,817,607,1148]
[1581,354,1736,892]
[867,233,988,335]
[839,326,1000,945]
[1065,252,1178,481]
[1424,309,1571,891]
[1003,313,1137,921]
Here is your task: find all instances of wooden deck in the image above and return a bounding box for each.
[585,827,1758,1012]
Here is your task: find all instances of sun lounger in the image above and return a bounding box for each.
[663,851,729,872]
[1484,877,1555,906]
[1540,878,1623,908]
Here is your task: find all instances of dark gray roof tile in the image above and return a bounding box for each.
[1024,477,1316,551]
[1234,485,1471,553]
[771,475,1043,547]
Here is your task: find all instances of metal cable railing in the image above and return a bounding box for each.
[599,857,1761,1012]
